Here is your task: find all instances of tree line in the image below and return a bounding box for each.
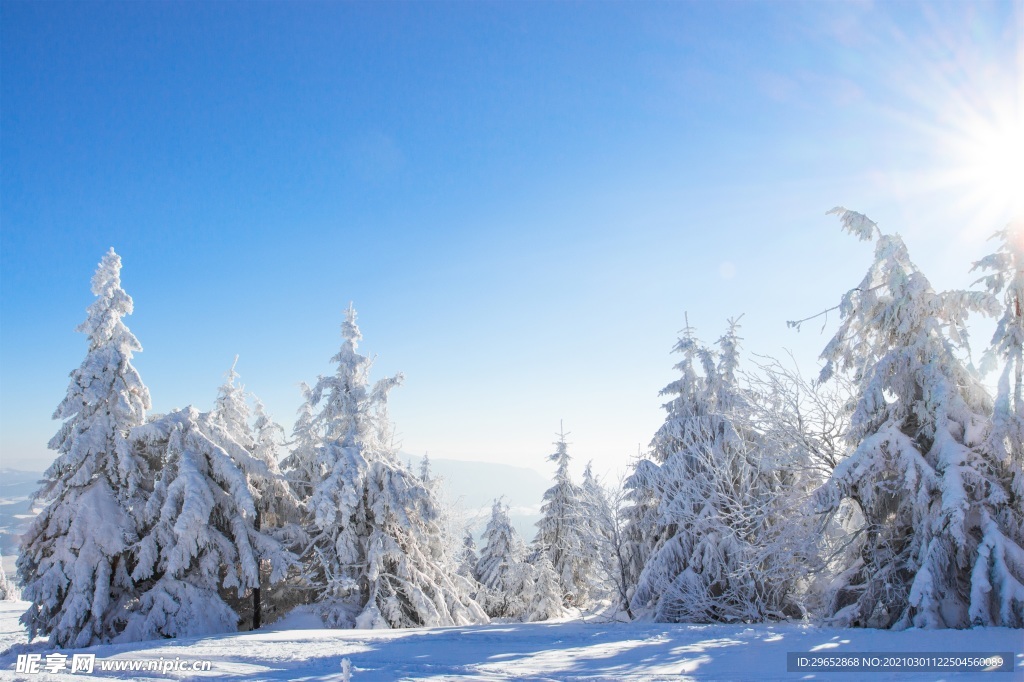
[8,207,1023,648]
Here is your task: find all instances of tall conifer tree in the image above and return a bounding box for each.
[18,249,152,646]
[535,427,594,606]
[284,305,486,628]
[815,208,1021,628]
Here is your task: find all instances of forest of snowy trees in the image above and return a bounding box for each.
[11,208,1024,647]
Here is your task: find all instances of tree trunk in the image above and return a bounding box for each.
[252,508,262,631]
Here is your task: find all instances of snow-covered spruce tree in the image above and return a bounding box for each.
[283,304,486,628]
[632,319,809,623]
[473,499,563,622]
[523,549,565,622]
[122,406,294,639]
[813,207,1022,629]
[457,528,479,580]
[211,358,254,449]
[282,381,319,501]
[621,319,712,603]
[249,397,309,625]
[534,427,595,606]
[414,451,480,614]
[475,499,529,618]
[1,550,18,600]
[208,361,303,629]
[250,397,303,536]
[417,454,456,560]
[419,452,434,487]
[619,452,661,607]
[18,249,152,647]
[973,222,1024,580]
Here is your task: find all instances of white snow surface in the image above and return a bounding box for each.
[0,601,1020,681]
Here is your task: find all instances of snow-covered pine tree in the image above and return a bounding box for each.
[18,249,152,647]
[620,318,711,603]
[1,550,17,600]
[968,220,1024,628]
[284,304,486,628]
[622,319,707,619]
[475,499,529,618]
[522,549,565,622]
[208,360,302,629]
[211,357,254,449]
[281,381,319,501]
[122,406,294,639]
[419,453,478,599]
[814,207,1022,629]
[619,452,660,607]
[473,498,563,621]
[972,222,1024,588]
[250,397,303,535]
[632,319,808,623]
[579,462,620,605]
[249,396,309,625]
[534,427,595,606]
[417,454,451,550]
[457,528,479,579]
[420,453,434,486]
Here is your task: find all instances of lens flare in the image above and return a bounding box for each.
[945,106,1024,223]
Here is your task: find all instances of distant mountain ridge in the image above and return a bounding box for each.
[406,455,551,542]
[0,458,552,568]
[0,469,42,572]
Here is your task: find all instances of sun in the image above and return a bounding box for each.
[920,92,1024,242]
[947,106,1024,224]
[889,3,1024,238]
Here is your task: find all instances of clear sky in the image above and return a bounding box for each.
[1,1,1021,478]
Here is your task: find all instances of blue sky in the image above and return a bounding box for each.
[1,1,1021,477]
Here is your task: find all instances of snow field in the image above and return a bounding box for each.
[1,601,1021,681]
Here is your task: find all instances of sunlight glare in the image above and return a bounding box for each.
[950,107,1024,222]
[878,3,1024,243]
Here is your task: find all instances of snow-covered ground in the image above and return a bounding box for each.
[0,601,1020,681]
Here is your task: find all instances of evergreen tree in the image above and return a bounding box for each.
[284,304,486,628]
[621,319,710,601]
[473,499,564,622]
[18,249,152,647]
[619,454,661,606]
[522,550,565,622]
[457,528,479,580]
[534,427,594,606]
[250,397,302,534]
[578,462,619,605]
[208,360,302,629]
[632,319,808,622]
[0,551,17,601]
[476,499,529,618]
[123,407,294,639]
[211,357,253,449]
[973,222,1024,552]
[281,381,319,501]
[814,208,1021,629]
[249,396,308,625]
[419,453,434,486]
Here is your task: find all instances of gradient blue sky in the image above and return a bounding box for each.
[2,1,1021,477]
